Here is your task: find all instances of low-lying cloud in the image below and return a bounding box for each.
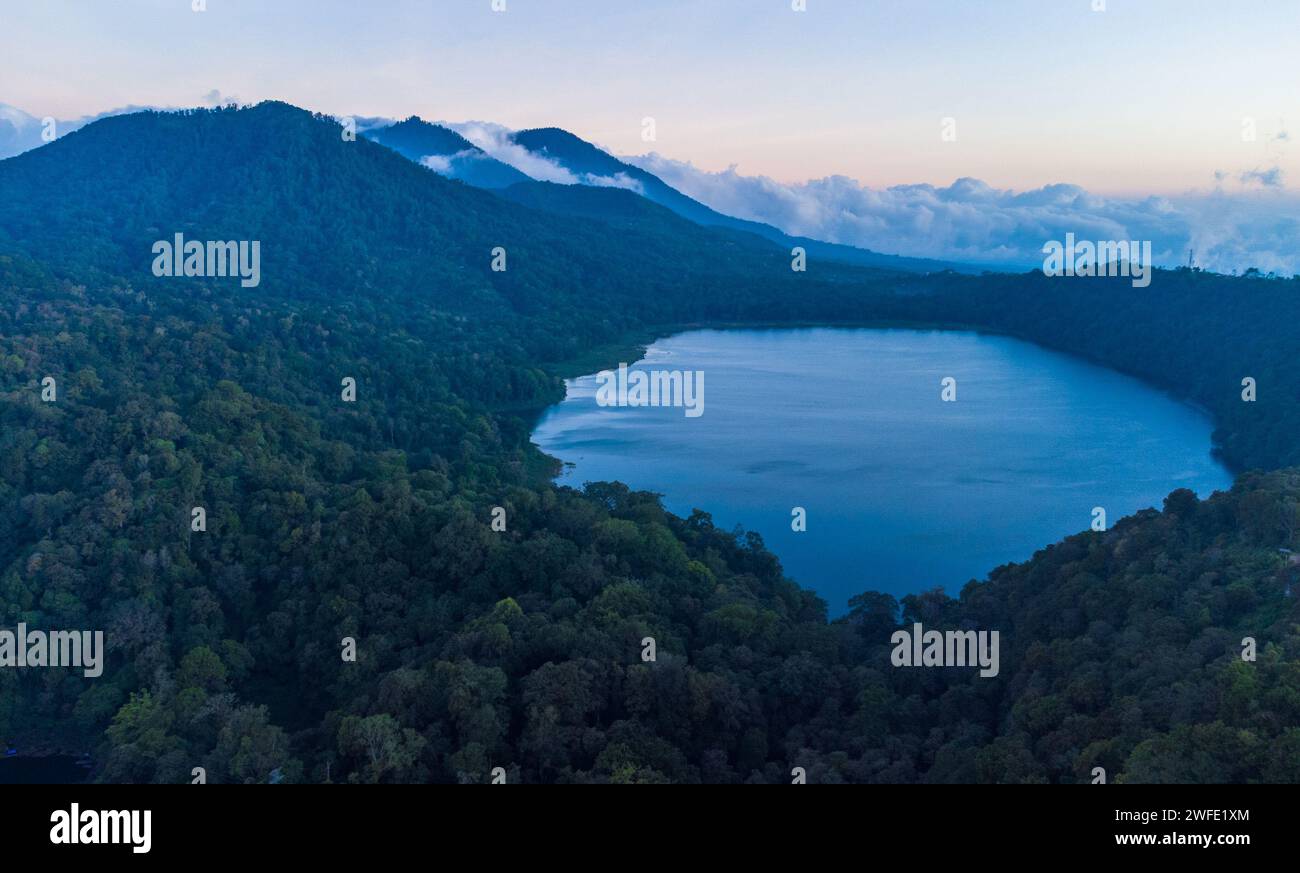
[626,154,1300,276]
[444,120,643,192]
[444,121,578,183]
[419,149,476,174]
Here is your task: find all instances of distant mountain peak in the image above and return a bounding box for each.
[511,127,639,180]
[362,115,530,189]
[513,126,584,143]
[244,99,311,117]
[371,116,478,153]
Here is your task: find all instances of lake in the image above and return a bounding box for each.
[531,328,1234,614]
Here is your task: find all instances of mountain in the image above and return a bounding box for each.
[362,116,531,189]
[1,102,972,274]
[508,127,972,274]
[0,102,829,322]
[359,116,970,274]
[495,178,718,236]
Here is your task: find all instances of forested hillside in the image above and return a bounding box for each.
[0,103,1296,782]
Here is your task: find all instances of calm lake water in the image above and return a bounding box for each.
[532,328,1233,614]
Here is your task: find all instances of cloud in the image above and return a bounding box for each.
[444,121,581,184]
[1239,167,1284,188]
[624,153,1300,275]
[201,89,239,106]
[420,149,477,175]
[344,115,397,135]
[442,120,643,191]
[582,171,644,193]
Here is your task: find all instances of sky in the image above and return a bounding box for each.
[2,0,1299,274]
[2,0,1297,195]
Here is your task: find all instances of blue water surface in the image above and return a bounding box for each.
[532,328,1233,614]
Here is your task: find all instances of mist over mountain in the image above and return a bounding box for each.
[7,98,1297,277]
[290,113,956,274]
[626,153,1300,277]
[425,120,965,274]
[364,112,1300,277]
[363,117,531,189]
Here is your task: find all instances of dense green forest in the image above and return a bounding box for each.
[0,103,1296,782]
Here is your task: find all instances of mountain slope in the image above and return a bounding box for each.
[495,179,715,235]
[363,116,531,189]
[510,126,970,273]
[0,103,826,326]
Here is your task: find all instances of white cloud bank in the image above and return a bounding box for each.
[625,154,1300,276]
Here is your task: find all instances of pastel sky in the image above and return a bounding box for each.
[2,0,1297,196]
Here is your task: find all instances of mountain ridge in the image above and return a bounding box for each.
[507,126,973,274]
[363,116,531,189]
[354,114,972,274]
[0,102,830,321]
